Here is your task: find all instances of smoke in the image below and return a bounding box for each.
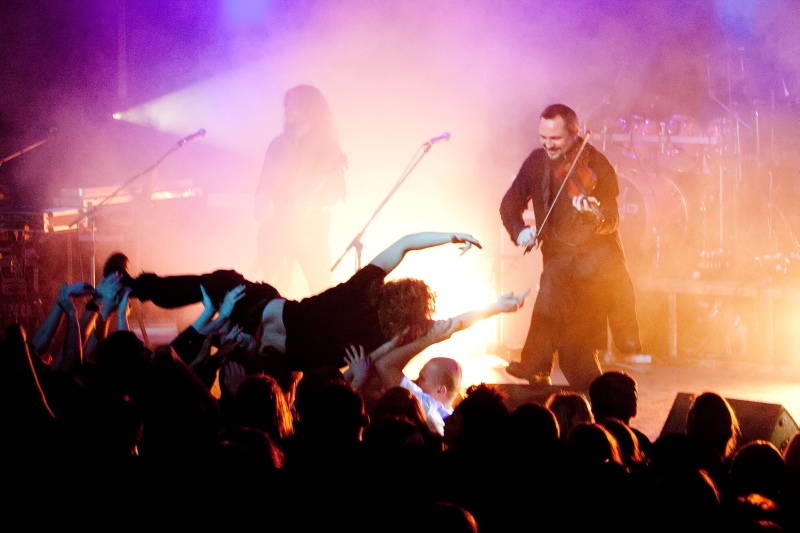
[2,0,799,297]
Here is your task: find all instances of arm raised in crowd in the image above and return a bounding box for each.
[83,273,125,364]
[30,280,94,359]
[373,290,530,389]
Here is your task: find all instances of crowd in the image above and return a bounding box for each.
[2,249,799,532]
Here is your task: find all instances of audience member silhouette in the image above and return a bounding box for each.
[499,402,562,531]
[589,370,653,456]
[441,383,511,533]
[556,421,637,531]
[782,430,800,531]
[729,439,786,503]
[545,390,594,444]
[685,391,741,499]
[224,372,295,452]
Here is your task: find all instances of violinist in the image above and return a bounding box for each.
[499,103,642,391]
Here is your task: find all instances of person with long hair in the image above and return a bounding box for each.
[254,84,348,295]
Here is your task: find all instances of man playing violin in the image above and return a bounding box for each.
[500,103,642,391]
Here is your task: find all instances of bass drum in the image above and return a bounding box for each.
[618,172,689,270]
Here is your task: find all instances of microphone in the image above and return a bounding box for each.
[178,128,206,146]
[424,132,451,146]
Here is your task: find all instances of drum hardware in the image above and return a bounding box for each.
[618,172,690,272]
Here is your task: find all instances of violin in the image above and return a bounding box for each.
[554,136,604,223]
[529,132,604,251]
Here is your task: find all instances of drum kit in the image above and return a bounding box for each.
[587,110,775,274]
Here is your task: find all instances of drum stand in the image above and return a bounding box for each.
[701,91,751,271]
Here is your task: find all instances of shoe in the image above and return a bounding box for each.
[505,362,552,387]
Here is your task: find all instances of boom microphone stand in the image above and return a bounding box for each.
[67,128,206,347]
[68,128,205,285]
[331,132,451,273]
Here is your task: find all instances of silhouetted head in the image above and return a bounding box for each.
[686,391,741,461]
[589,370,639,423]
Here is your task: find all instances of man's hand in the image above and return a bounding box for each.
[221,324,245,348]
[200,284,214,313]
[96,272,123,308]
[423,318,461,345]
[222,360,247,397]
[496,289,532,313]
[218,285,246,320]
[65,281,94,297]
[451,233,482,256]
[516,227,536,248]
[56,282,77,315]
[571,193,601,213]
[344,344,371,390]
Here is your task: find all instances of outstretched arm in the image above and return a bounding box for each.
[368,232,482,275]
[373,289,530,388]
[50,282,84,372]
[30,281,94,357]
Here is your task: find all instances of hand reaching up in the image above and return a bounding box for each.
[450,233,482,256]
[200,284,214,312]
[423,318,461,345]
[344,344,371,390]
[56,282,77,315]
[65,281,95,298]
[96,272,123,316]
[218,284,246,320]
[222,360,247,398]
[496,288,532,313]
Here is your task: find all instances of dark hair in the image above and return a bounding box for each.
[541,103,579,135]
[103,252,133,285]
[589,371,638,422]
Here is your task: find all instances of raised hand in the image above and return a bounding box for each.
[222,360,247,397]
[450,233,482,255]
[200,284,214,312]
[96,272,123,310]
[65,281,95,298]
[496,288,532,313]
[423,318,460,345]
[218,284,246,320]
[221,324,245,347]
[119,287,133,315]
[344,344,371,389]
[56,282,76,314]
[117,287,133,331]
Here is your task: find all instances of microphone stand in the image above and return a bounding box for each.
[67,131,201,347]
[0,128,58,167]
[68,133,196,285]
[331,138,444,273]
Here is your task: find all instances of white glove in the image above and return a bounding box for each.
[516,227,535,248]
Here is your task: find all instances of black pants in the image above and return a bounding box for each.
[521,246,641,391]
[132,270,280,336]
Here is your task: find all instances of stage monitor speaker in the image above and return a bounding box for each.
[660,392,799,452]
[497,213,542,357]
